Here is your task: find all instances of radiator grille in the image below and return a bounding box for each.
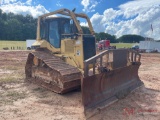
[83,35,96,60]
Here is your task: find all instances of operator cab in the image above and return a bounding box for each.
[39,16,96,61]
[40,17,78,48]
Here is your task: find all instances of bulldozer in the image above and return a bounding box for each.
[25,8,143,111]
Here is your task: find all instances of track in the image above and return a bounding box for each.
[25,48,81,94]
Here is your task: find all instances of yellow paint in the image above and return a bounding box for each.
[32,8,95,71]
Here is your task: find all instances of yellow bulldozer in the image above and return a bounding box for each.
[25,8,143,110]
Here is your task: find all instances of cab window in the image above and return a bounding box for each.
[49,21,60,48]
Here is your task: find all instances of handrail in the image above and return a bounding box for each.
[84,49,141,77]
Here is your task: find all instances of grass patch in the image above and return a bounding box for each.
[0,41,136,49]
[0,77,16,83]
[6,91,26,100]
[110,43,136,48]
[0,75,24,83]
[0,91,26,105]
[33,87,46,92]
[3,66,24,70]
[0,41,26,50]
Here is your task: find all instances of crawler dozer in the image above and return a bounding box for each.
[25,8,143,110]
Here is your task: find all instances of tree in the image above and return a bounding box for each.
[81,26,91,34]
[0,9,37,41]
[0,9,145,43]
[95,32,117,43]
[5,19,22,40]
[117,34,145,43]
[0,9,2,17]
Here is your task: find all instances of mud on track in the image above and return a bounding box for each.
[0,51,160,120]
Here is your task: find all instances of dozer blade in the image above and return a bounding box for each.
[82,64,143,109]
[82,49,143,110]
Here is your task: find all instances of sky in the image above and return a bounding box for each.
[0,0,160,40]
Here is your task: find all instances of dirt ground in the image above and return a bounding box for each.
[0,51,160,120]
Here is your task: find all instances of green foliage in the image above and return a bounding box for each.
[81,26,91,34]
[0,9,145,43]
[95,32,117,43]
[117,34,145,43]
[81,27,117,43]
[0,9,36,41]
